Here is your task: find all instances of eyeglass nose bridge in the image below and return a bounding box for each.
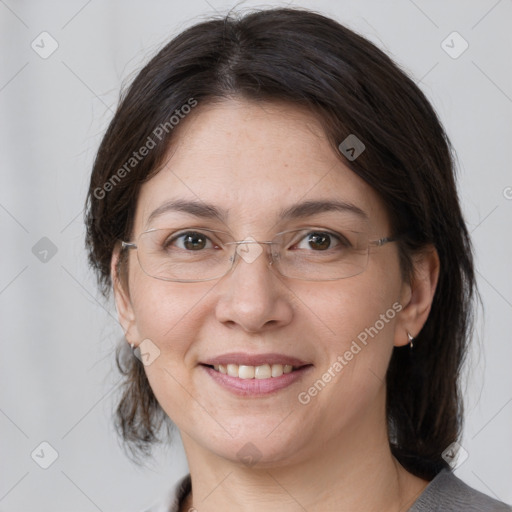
[224,239,279,268]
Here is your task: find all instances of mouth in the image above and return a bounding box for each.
[200,353,313,396]
[203,363,299,379]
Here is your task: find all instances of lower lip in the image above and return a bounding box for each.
[202,365,312,396]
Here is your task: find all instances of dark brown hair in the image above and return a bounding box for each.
[85,7,475,478]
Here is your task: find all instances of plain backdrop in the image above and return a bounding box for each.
[1,0,511,510]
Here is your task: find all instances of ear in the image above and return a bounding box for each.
[394,245,440,347]
[111,244,141,346]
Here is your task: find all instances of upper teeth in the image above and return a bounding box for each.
[213,363,294,379]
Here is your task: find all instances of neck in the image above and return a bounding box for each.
[180,392,428,511]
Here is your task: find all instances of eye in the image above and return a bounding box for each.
[293,231,348,251]
[167,231,216,251]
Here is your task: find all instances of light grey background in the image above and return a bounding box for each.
[1,0,511,510]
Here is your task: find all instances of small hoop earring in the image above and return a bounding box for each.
[407,332,414,349]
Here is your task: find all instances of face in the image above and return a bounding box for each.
[115,99,414,468]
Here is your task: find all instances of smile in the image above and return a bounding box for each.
[210,363,295,379]
[201,355,312,396]
[200,353,312,395]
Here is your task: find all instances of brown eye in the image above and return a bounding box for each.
[182,232,208,250]
[291,230,350,252]
[306,232,332,250]
[164,231,213,251]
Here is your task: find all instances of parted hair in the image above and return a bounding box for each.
[85,7,475,479]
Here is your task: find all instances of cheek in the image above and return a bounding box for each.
[129,272,213,355]
[293,283,399,431]
[295,259,402,392]
[300,265,401,347]
[129,279,216,429]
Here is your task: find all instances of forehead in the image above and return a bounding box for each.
[134,99,389,234]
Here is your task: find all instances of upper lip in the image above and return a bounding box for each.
[201,352,310,367]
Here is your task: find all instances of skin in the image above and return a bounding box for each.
[112,99,440,511]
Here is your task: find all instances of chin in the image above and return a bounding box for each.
[194,418,312,468]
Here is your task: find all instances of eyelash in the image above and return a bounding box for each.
[291,231,350,250]
[166,231,217,250]
[165,229,351,251]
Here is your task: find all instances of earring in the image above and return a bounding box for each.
[407,332,414,349]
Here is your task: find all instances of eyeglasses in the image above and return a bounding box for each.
[121,227,398,283]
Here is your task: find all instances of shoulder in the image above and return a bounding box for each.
[141,474,191,512]
[409,470,511,512]
[141,471,511,512]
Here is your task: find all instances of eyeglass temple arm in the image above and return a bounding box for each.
[370,235,400,247]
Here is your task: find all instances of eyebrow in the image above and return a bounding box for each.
[146,198,368,225]
[147,199,226,225]
[279,199,368,221]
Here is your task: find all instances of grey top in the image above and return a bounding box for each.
[408,470,511,512]
[145,470,511,511]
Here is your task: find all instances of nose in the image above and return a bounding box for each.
[214,241,294,333]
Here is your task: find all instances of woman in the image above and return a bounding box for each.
[85,7,511,512]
